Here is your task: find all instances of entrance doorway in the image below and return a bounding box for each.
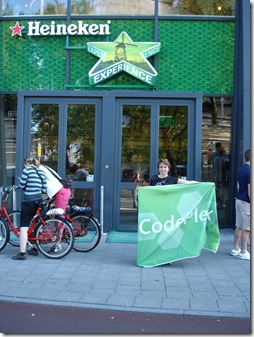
[16,91,202,232]
[114,98,202,231]
[16,96,102,221]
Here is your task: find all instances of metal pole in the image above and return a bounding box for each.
[100,185,106,235]
[0,188,2,210]
[12,187,17,210]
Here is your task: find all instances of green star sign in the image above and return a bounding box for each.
[87,31,161,86]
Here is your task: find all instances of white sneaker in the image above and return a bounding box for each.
[237,251,250,261]
[48,245,62,254]
[54,245,62,253]
[230,248,241,256]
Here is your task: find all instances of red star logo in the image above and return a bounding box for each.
[9,22,25,37]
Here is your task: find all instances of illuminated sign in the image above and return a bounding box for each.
[87,31,161,86]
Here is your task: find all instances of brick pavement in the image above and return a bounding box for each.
[0,229,250,318]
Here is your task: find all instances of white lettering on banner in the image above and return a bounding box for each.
[139,208,214,235]
[27,20,111,36]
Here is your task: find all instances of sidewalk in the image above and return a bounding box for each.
[0,229,250,318]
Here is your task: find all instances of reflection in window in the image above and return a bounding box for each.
[1,94,17,187]
[201,96,232,227]
[121,105,151,184]
[3,0,67,16]
[119,189,138,230]
[66,104,95,209]
[202,96,232,181]
[30,104,59,171]
[72,188,93,207]
[71,0,155,15]
[159,106,188,178]
[159,0,235,16]
[66,104,95,179]
[2,0,235,16]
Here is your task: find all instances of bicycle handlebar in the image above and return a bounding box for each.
[0,185,20,202]
[0,185,20,192]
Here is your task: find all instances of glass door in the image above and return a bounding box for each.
[20,98,101,213]
[159,105,188,178]
[66,104,97,209]
[115,98,200,232]
[119,104,151,230]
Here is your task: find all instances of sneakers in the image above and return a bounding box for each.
[237,251,250,261]
[12,253,26,260]
[53,245,62,253]
[48,245,62,254]
[27,247,39,256]
[230,248,241,256]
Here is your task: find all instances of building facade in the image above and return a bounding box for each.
[0,0,250,232]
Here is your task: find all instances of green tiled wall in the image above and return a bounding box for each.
[0,19,235,93]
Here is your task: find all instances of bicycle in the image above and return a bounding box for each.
[47,195,101,252]
[0,185,75,259]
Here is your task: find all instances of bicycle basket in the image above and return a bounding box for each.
[71,205,92,213]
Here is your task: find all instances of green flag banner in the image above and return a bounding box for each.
[137,183,220,267]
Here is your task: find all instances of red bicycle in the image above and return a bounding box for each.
[47,196,102,252]
[0,185,75,259]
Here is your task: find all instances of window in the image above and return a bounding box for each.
[201,96,232,227]
[71,0,155,15]
[2,0,67,16]
[159,0,235,16]
[1,0,236,17]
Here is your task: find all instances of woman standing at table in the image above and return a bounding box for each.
[149,159,198,186]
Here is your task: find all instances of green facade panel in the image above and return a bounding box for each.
[157,20,235,94]
[1,20,67,90]
[0,19,235,94]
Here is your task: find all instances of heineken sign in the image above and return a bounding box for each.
[10,20,111,36]
[9,22,160,86]
[87,31,160,86]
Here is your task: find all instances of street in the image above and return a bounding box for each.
[0,301,251,334]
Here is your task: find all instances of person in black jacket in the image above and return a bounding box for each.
[149,159,198,186]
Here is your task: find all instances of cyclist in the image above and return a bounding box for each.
[12,158,47,260]
[27,164,71,256]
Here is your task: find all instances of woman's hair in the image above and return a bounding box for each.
[219,147,226,156]
[158,159,171,169]
[245,149,250,162]
[24,157,40,168]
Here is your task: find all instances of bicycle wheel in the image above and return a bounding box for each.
[7,210,21,246]
[70,213,101,252]
[0,217,10,251]
[35,215,74,259]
